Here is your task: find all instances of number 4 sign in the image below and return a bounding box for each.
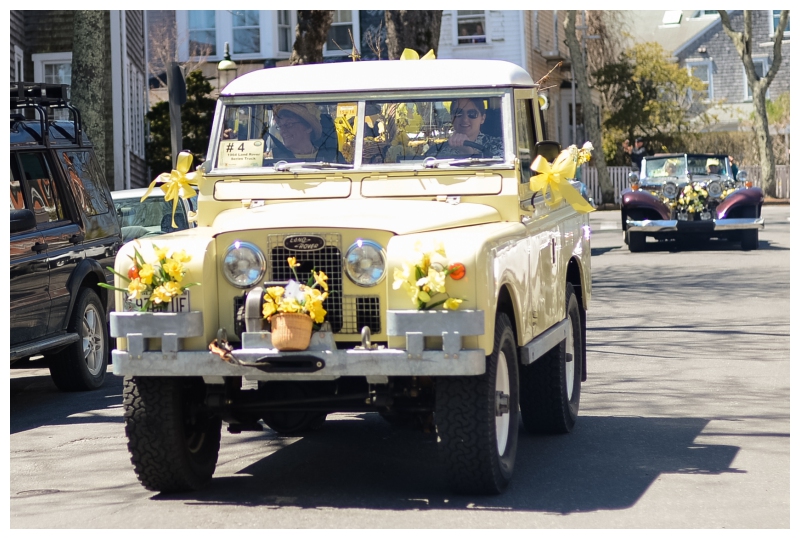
[217,139,264,168]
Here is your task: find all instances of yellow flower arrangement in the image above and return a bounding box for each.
[392,241,464,310]
[262,257,329,324]
[675,182,709,214]
[100,244,198,312]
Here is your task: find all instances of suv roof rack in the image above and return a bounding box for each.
[10,82,83,147]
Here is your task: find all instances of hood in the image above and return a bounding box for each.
[212,199,502,235]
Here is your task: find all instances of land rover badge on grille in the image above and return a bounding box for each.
[284,235,325,251]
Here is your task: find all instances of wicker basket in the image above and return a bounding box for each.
[270,312,314,351]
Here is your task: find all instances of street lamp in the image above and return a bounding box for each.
[217,42,238,91]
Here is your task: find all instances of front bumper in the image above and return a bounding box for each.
[627,217,765,234]
[110,310,487,380]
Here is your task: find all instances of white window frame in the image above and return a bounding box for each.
[771,10,789,39]
[14,45,24,82]
[744,57,770,101]
[276,10,294,56]
[686,59,713,102]
[186,10,218,58]
[453,10,488,46]
[32,51,72,84]
[323,10,360,57]
[178,10,279,61]
[230,10,262,56]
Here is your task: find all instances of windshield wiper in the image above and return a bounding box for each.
[447,157,505,167]
[273,160,353,172]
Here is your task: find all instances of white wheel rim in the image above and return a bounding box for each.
[565,316,575,401]
[82,305,104,376]
[495,351,510,455]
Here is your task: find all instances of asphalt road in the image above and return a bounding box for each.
[9,206,790,528]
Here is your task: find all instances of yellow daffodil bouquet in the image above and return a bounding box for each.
[393,241,465,311]
[100,244,198,312]
[676,182,708,214]
[262,257,329,325]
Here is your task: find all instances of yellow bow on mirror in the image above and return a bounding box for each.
[400,48,436,60]
[530,150,595,214]
[141,151,199,229]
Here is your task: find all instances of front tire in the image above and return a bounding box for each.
[741,230,759,250]
[435,313,520,494]
[48,288,108,391]
[628,231,646,252]
[520,283,584,434]
[124,376,222,493]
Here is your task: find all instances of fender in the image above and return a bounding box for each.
[716,188,764,219]
[61,257,109,331]
[621,189,671,220]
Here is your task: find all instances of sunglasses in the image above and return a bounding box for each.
[453,109,481,120]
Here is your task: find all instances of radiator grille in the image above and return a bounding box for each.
[266,233,380,334]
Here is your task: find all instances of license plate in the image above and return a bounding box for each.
[123,290,190,313]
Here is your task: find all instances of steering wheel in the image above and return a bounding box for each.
[463,140,486,156]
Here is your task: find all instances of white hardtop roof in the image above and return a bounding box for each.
[221,59,536,97]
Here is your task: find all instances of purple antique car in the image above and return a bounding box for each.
[621,153,764,252]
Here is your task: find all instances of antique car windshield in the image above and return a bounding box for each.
[644,157,687,180]
[211,92,510,173]
[361,95,506,166]
[214,100,358,172]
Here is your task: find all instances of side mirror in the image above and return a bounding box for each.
[534,140,561,163]
[11,209,36,233]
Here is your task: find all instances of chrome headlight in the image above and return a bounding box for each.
[662,181,679,199]
[222,241,266,288]
[707,180,723,198]
[628,172,639,185]
[344,239,387,287]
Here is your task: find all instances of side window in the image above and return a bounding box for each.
[10,161,26,210]
[58,151,110,216]
[515,99,535,183]
[18,152,65,225]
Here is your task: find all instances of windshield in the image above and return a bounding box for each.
[212,93,508,172]
[362,96,504,164]
[215,101,357,170]
[644,157,687,180]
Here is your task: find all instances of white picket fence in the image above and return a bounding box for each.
[581,165,790,204]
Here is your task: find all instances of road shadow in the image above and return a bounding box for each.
[9,367,123,435]
[590,246,618,257]
[157,413,740,514]
[631,237,784,252]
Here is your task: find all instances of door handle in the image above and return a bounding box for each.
[69,234,84,244]
[32,242,48,253]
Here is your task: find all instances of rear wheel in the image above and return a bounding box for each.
[48,288,108,391]
[520,283,584,434]
[124,376,221,493]
[741,230,759,250]
[435,312,519,494]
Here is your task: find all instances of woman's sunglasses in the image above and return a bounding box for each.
[453,109,481,119]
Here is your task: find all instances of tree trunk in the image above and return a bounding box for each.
[71,10,108,184]
[384,11,442,60]
[289,11,334,65]
[719,10,788,197]
[564,11,614,206]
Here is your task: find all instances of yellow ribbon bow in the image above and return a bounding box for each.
[400,48,436,60]
[530,149,595,214]
[141,151,199,229]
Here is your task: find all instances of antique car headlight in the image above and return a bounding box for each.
[737,170,752,188]
[662,181,679,200]
[222,241,266,288]
[707,180,723,198]
[344,239,387,287]
[628,172,639,185]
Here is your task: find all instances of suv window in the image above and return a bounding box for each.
[17,152,66,225]
[58,150,110,216]
[10,163,26,211]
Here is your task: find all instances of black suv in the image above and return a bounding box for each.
[10,83,122,391]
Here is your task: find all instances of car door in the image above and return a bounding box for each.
[10,158,51,345]
[17,151,85,336]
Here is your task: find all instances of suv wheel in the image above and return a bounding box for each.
[435,312,520,494]
[48,288,108,391]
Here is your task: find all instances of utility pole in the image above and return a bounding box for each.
[166,62,186,169]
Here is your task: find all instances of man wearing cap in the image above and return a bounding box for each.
[270,103,343,163]
[629,137,647,171]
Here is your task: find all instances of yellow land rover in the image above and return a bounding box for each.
[110,58,592,495]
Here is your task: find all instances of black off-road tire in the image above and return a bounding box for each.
[628,231,646,252]
[520,283,584,434]
[435,313,520,494]
[741,230,759,251]
[48,288,108,391]
[123,376,222,493]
